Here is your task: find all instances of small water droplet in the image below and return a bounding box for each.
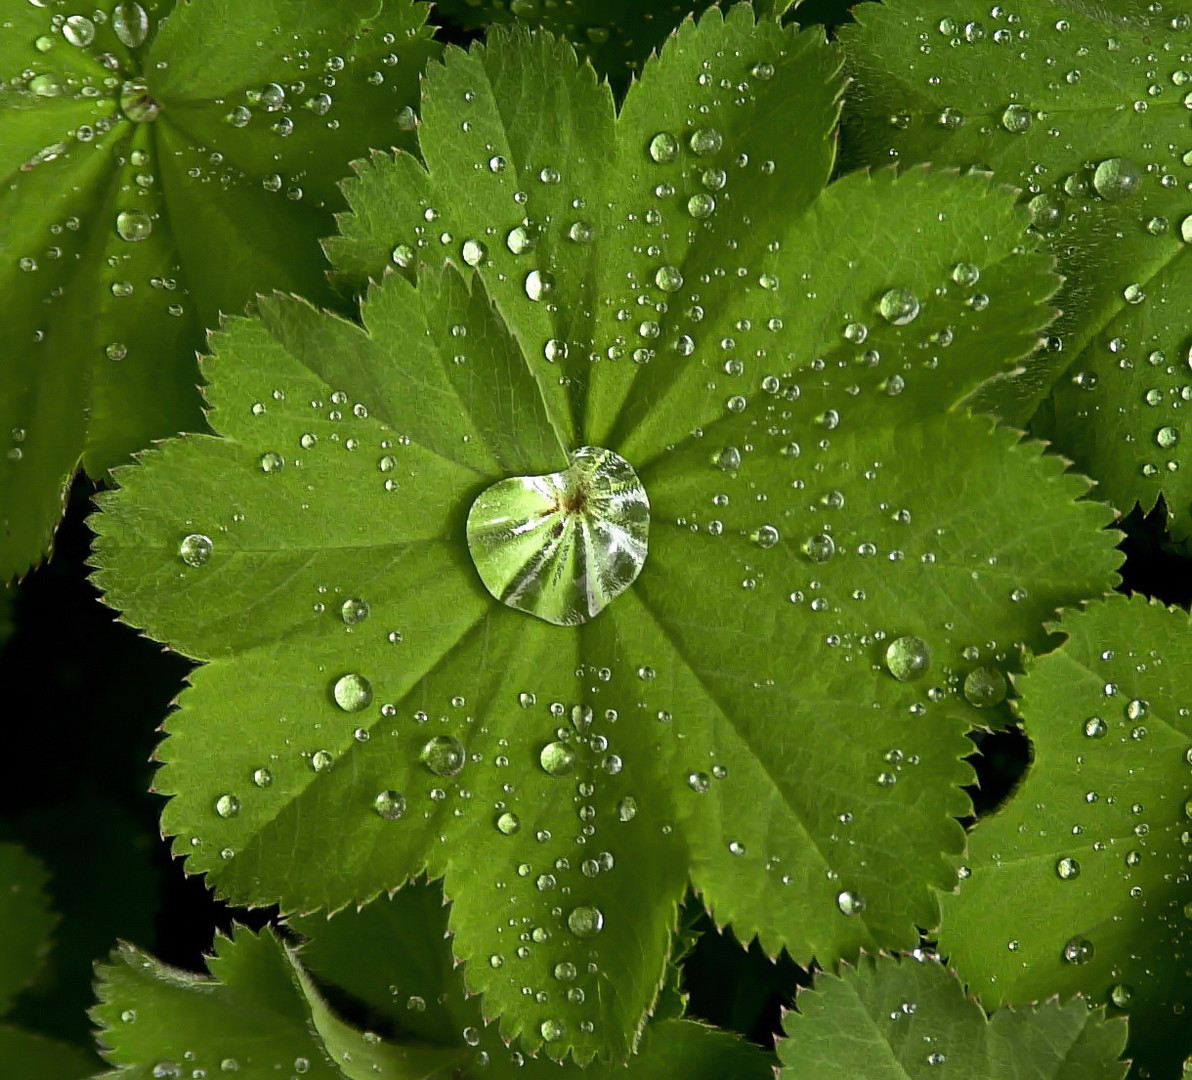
[178,534,213,567]
[421,735,465,777]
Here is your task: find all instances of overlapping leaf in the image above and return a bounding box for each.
[840,0,1192,536]
[0,843,95,1080]
[92,929,463,1080]
[291,879,774,1080]
[940,595,1192,1078]
[92,6,1122,1062]
[0,0,438,580]
[779,954,1128,1079]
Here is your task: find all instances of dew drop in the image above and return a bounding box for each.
[374,790,406,820]
[214,794,240,819]
[1092,157,1143,201]
[885,636,930,681]
[539,741,576,777]
[333,673,373,713]
[178,533,213,567]
[878,287,921,325]
[115,210,153,242]
[567,905,603,938]
[421,735,465,777]
[836,890,865,916]
[963,666,1007,708]
[340,598,370,625]
[648,132,679,163]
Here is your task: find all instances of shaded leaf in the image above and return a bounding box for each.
[0,843,55,1016]
[840,0,1192,535]
[292,880,775,1079]
[0,0,438,579]
[92,930,461,1080]
[940,595,1192,1078]
[779,953,1129,1079]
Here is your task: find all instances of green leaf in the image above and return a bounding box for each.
[0,843,56,1017]
[92,8,1122,1063]
[0,0,438,580]
[939,594,1192,1079]
[92,929,462,1080]
[778,953,1129,1079]
[840,0,1192,535]
[292,880,775,1080]
[0,1026,95,1080]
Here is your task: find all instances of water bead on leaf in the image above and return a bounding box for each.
[689,127,723,157]
[1055,856,1081,880]
[885,636,931,681]
[340,598,369,625]
[420,735,465,777]
[214,794,240,819]
[496,811,520,835]
[567,905,603,937]
[999,103,1032,133]
[333,673,373,712]
[539,741,576,777]
[878,287,921,325]
[1092,157,1143,201]
[258,451,284,473]
[1062,936,1094,964]
[962,666,1007,708]
[63,14,95,47]
[466,447,649,626]
[654,265,683,293]
[178,533,213,567]
[112,1,150,48]
[802,533,835,563]
[373,790,406,820]
[115,210,153,242]
[461,239,488,266]
[647,132,679,163]
[836,890,865,916]
[524,270,554,301]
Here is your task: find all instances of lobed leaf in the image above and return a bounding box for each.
[841,0,1192,536]
[92,7,1122,1062]
[939,594,1192,1078]
[0,0,438,580]
[779,953,1129,1079]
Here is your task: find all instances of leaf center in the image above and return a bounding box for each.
[466,447,649,627]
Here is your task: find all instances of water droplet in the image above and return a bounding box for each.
[1062,936,1094,964]
[214,794,240,819]
[496,811,520,835]
[1157,426,1180,449]
[878,287,921,325]
[539,741,576,777]
[1126,698,1149,721]
[1000,103,1032,133]
[802,533,835,563]
[112,2,150,47]
[341,598,370,625]
[688,771,710,793]
[63,15,95,47]
[310,749,334,772]
[617,796,637,821]
[179,534,213,567]
[647,132,679,163]
[258,451,284,473]
[567,905,603,937]
[688,193,716,218]
[466,446,649,626]
[1084,716,1107,738]
[461,239,488,266]
[836,890,865,916]
[1092,157,1143,201]
[252,768,272,788]
[421,735,465,777]
[655,265,683,293]
[115,210,153,242]
[963,666,1006,708]
[689,127,723,156]
[885,636,930,681]
[540,1019,566,1042]
[1110,983,1133,1008]
[1056,856,1081,880]
[374,790,406,820]
[391,244,415,268]
[524,270,554,301]
[333,674,373,713]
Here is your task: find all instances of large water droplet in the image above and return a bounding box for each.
[63,15,95,47]
[214,794,240,819]
[374,790,406,820]
[885,636,930,681]
[333,674,373,712]
[647,132,679,163]
[119,79,159,122]
[962,666,1007,707]
[836,890,865,916]
[567,905,604,937]
[1056,856,1081,880]
[112,2,150,47]
[539,741,576,777]
[1092,157,1143,201]
[340,598,370,625]
[466,446,649,626]
[178,533,213,567]
[421,735,465,777]
[116,210,153,242]
[1062,936,1094,964]
[878,287,921,325]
